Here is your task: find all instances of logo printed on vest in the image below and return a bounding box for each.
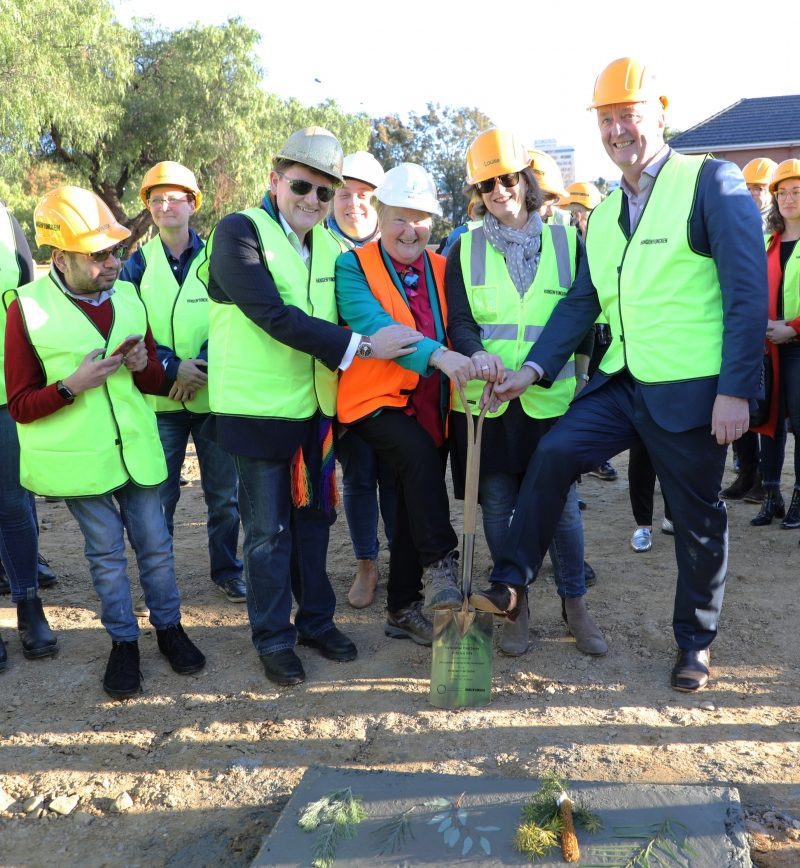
[544,288,567,296]
[316,276,335,282]
[640,238,668,245]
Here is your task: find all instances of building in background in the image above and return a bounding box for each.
[534,139,575,186]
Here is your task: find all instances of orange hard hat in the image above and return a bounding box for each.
[588,57,668,111]
[34,186,131,253]
[140,161,202,210]
[528,150,568,200]
[742,157,778,187]
[769,159,800,194]
[465,128,529,185]
[559,181,602,211]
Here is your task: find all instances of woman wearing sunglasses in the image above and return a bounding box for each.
[336,163,476,646]
[750,159,800,529]
[444,128,605,658]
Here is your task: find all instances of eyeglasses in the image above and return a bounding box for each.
[86,244,127,263]
[400,267,420,294]
[475,172,521,195]
[149,194,190,208]
[277,172,337,203]
[776,188,800,201]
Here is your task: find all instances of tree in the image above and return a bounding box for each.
[1,3,370,253]
[369,104,494,238]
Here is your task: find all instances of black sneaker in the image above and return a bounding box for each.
[216,576,247,603]
[587,461,618,481]
[103,641,142,699]
[156,623,206,674]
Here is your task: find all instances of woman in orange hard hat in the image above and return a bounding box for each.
[750,160,800,530]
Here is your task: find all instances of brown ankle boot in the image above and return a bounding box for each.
[347,559,378,609]
[499,590,530,656]
[562,596,607,656]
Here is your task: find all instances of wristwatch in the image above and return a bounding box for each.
[56,380,75,401]
[356,335,373,360]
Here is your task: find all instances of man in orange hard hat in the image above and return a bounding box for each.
[471,57,767,693]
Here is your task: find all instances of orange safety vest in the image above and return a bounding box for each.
[337,243,447,425]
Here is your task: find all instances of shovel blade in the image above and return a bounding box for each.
[429,608,493,709]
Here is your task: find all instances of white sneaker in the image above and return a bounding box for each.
[661,518,675,535]
[133,592,150,617]
[630,527,653,552]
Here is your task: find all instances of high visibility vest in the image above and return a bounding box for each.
[0,206,22,405]
[456,223,577,418]
[6,274,166,497]
[201,208,340,420]
[336,243,448,425]
[586,154,723,383]
[138,236,210,414]
[778,235,800,321]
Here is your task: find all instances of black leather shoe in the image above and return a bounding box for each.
[670,648,710,692]
[584,561,597,588]
[156,623,205,674]
[469,583,522,620]
[36,554,59,589]
[103,640,142,699]
[17,598,59,659]
[260,649,305,686]
[0,634,7,672]
[298,626,357,662]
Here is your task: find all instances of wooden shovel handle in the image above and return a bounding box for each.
[457,387,490,536]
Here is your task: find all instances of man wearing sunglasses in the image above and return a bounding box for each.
[121,162,244,609]
[471,57,766,694]
[202,127,421,686]
[4,185,206,698]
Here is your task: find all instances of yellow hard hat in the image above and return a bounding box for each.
[588,57,669,111]
[742,158,778,187]
[276,127,344,182]
[465,128,529,185]
[140,161,202,210]
[769,159,800,194]
[34,186,131,254]
[559,182,602,211]
[528,150,568,200]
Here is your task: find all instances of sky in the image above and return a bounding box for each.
[113,0,798,183]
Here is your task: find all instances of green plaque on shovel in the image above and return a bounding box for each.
[429,607,493,709]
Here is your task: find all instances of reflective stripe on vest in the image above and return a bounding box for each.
[202,208,340,419]
[6,275,166,497]
[457,223,577,419]
[336,243,448,425]
[586,153,723,383]
[0,207,22,404]
[138,236,210,414]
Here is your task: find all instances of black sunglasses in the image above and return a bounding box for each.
[277,172,337,203]
[475,172,521,195]
[86,244,128,263]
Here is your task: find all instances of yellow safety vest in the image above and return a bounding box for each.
[200,208,340,420]
[779,236,800,322]
[457,223,577,418]
[586,154,723,383]
[138,235,210,414]
[0,206,22,405]
[6,274,166,497]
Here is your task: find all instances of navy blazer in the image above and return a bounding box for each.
[526,155,768,433]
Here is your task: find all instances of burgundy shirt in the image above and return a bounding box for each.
[388,253,444,447]
[6,292,164,424]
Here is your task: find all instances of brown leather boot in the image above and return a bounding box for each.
[562,596,608,656]
[347,559,378,609]
[499,589,530,656]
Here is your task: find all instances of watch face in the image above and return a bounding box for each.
[357,341,372,359]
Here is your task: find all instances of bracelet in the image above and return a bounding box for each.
[578,373,590,382]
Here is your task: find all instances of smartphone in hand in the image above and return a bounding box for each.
[108,335,143,358]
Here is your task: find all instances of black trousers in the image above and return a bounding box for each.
[351,410,458,612]
[628,439,673,527]
[490,373,728,651]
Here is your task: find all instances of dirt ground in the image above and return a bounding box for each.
[1,444,799,867]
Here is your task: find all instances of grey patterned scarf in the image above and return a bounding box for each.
[482,210,543,297]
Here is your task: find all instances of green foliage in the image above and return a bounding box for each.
[372,806,415,855]
[369,102,494,238]
[514,816,560,858]
[297,787,367,868]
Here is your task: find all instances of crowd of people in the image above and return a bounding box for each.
[2,55,790,700]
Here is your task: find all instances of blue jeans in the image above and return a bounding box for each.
[337,429,396,561]
[234,454,337,655]
[759,343,800,487]
[157,411,242,585]
[481,472,585,598]
[0,406,39,602]
[66,483,182,641]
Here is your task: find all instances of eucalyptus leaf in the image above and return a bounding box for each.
[479,836,491,855]
[445,826,461,847]
[438,818,452,833]
[462,835,473,856]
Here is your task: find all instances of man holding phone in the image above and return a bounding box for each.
[4,185,205,698]
[122,162,244,606]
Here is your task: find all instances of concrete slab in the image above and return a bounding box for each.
[253,766,751,866]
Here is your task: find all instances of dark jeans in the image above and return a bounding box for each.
[759,343,800,488]
[156,411,242,586]
[490,373,728,651]
[0,406,39,601]
[234,454,337,655]
[732,430,759,476]
[337,428,396,561]
[351,410,458,612]
[628,439,673,527]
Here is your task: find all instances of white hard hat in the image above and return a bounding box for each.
[374,163,442,216]
[342,151,385,189]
